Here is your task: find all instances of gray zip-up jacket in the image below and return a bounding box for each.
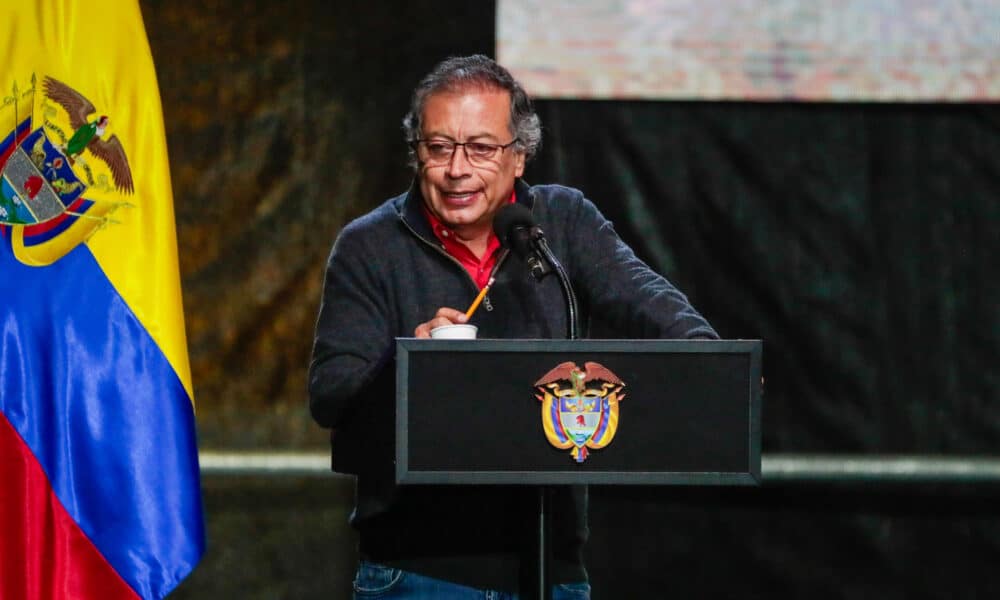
[308,179,717,590]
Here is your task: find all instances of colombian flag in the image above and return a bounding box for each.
[0,1,205,598]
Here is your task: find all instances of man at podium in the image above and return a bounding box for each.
[309,55,717,599]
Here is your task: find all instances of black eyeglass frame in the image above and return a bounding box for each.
[410,138,521,163]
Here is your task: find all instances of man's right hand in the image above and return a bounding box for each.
[414,307,469,338]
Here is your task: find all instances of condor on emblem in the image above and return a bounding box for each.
[1,74,134,266]
[534,361,626,463]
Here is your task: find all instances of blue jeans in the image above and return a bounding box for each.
[353,561,591,600]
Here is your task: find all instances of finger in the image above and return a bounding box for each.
[427,315,458,330]
[415,316,454,338]
[435,307,468,324]
[415,307,468,338]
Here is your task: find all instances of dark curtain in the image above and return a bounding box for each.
[529,101,1000,455]
[524,100,1000,597]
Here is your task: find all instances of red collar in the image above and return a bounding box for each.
[422,191,516,289]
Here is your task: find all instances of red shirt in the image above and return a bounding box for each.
[422,192,515,289]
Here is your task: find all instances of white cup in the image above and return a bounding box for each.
[429,324,478,339]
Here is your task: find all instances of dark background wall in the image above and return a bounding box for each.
[141,1,1000,598]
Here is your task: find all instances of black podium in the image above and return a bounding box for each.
[395,338,762,597]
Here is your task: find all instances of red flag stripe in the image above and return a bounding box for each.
[0,414,141,600]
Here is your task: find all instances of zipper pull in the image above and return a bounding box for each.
[483,294,493,312]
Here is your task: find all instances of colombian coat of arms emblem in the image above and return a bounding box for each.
[1,74,134,266]
[534,361,626,463]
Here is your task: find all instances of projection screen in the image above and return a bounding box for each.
[497,0,999,101]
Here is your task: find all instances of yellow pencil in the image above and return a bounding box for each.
[464,277,495,320]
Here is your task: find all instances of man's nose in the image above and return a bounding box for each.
[446,145,473,178]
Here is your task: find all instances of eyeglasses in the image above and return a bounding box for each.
[411,138,520,166]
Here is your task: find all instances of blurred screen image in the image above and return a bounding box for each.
[497,0,999,101]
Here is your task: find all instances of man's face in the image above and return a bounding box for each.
[417,88,526,241]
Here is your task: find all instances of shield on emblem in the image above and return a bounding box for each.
[0,127,86,226]
[559,395,603,446]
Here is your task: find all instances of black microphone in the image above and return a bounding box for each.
[493,204,552,280]
[493,203,579,339]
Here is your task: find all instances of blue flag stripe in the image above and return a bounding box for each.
[0,235,205,599]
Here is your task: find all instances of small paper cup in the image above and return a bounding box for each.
[429,324,478,339]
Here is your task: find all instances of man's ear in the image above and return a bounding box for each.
[514,152,526,177]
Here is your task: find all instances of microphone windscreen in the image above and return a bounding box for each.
[493,203,535,249]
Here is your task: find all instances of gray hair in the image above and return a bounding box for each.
[402,55,541,169]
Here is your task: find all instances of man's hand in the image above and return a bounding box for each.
[414,307,469,338]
